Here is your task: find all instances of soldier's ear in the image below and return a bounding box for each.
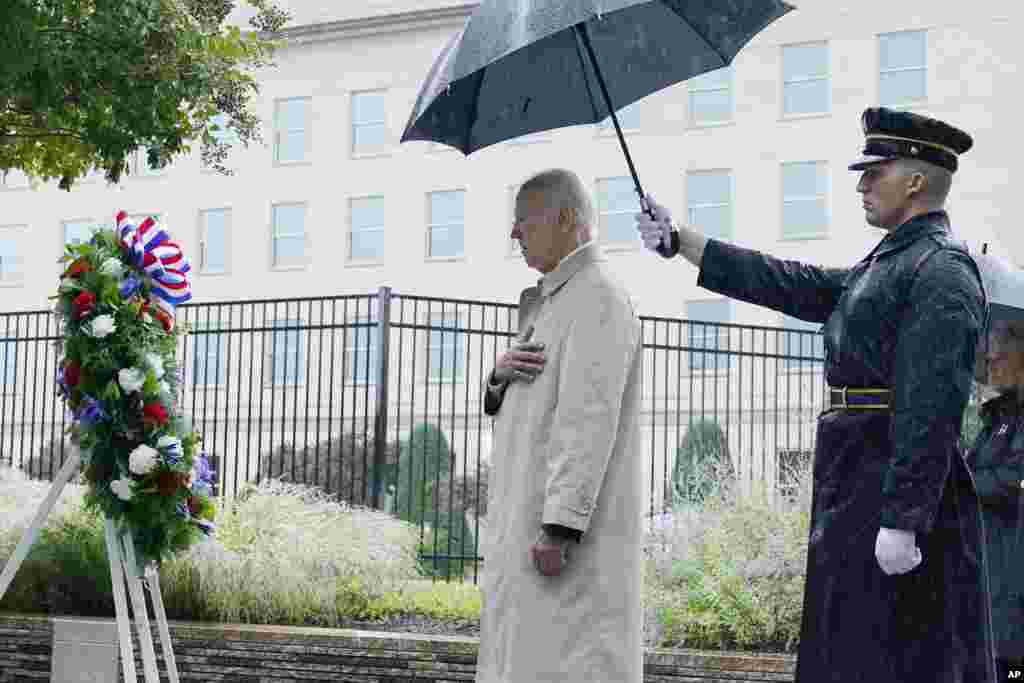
[905,170,927,198]
[558,206,577,233]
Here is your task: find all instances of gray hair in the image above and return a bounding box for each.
[518,169,596,243]
[894,158,953,207]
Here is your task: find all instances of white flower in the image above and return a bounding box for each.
[88,315,116,338]
[144,352,165,380]
[100,258,124,277]
[129,444,160,475]
[158,380,172,398]
[110,477,135,501]
[118,367,146,393]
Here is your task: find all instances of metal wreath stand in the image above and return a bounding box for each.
[0,448,180,682]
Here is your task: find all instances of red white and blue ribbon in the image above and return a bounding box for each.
[115,210,192,317]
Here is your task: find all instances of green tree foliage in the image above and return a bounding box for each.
[668,419,734,508]
[0,0,290,189]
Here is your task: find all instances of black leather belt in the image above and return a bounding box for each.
[828,387,891,410]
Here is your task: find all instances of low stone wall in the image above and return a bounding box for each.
[0,613,796,682]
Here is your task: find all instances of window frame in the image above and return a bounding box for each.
[425,189,466,261]
[198,207,232,276]
[190,318,229,388]
[344,315,380,387]
[687,66,733,127]
[347,195,386,265]
[877,29,928,108]
[270,201,310,271]
[685,169,734,243]
[265,318,306,387]
[273,96,313,166]
[350,89,390,158]
[685,299,733,374]
[596,100,643,136]
[0,340,18,391]
[0,169,32,191]
[61,218,102,253]
[0,225,27,287]
[780,161,830,241]
[596,176,641,249]
[778,314,826,372]
[780,41,831,118]
[426,313,467,384]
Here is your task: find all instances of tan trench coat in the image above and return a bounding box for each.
[476,243,644,683]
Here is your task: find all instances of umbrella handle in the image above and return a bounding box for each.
[574,22,678,258]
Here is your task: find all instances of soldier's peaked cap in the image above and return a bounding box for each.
[848,107,973,173]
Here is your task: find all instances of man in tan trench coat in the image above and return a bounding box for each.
[476,168,644,683]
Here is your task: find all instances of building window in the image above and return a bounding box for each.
[597,177,639,244]
[0,341,16,387]
[191,320,227,386]
[349,196,385,262]
[879,30,927,107]
[129,147,164,177]
[351,90,388,156]
[271,203,307,268]
[267,319,305,385]
[200,209,230,274]
[62,220,101,247]
[686,299,732,371]
[203,113,239,170]
[779,314,825,369]
[783,42,830,116]
[0,169,30,190]
[345,318,378,386]
[781,162,829,240]
[688,67,732,125]
[274,97,311,164]
[427,190,465,259]
[686,171,732,241]
[428,315,465,382]
[598,100,643,133]
[0,226,25,285]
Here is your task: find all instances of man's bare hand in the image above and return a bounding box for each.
[530,530,571,577]
[492,326,546,385]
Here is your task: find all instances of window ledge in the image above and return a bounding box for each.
[602,242,641,253]
[425,255,466,263]
[198,270,232,277]
[273,160,313,168]
[344,259,385,269]
[190,384,229,392]
[596,127,640,139]
[350,151,393,160]
[779,112,831,122]
[506,137,552,146]
[0,186,33,193]
[686,120,735,131]
[0,281,24,288]
[426,376,466,385]
[270,264,310,272]
[779,232,830,242]
[262,383,308,389]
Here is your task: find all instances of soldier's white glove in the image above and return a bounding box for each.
[875,527,922,575]
[635,194,675,253]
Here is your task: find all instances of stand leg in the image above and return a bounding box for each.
[0,449,81,600]
[146,564,180,683]
[120,531,160,683]
[104,517,137,683]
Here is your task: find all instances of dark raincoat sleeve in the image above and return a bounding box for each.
[881,248,986,532]
[971,422,1024,507]
[696,239,849,323]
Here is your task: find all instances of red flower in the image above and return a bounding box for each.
[153,307,173,333]
[72,291,97,319]
[63,258,92,279]
[63,361,81,388]
[143,401,169,427]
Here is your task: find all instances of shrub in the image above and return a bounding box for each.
[645,453,811,653]
[259,432,400,506]
[667,419,735,509]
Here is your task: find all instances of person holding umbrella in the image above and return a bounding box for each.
[635,107,996,682]
[969,250,1024,682]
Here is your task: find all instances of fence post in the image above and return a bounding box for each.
[371,287,392,510]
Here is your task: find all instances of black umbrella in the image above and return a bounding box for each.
[401,0,794,251]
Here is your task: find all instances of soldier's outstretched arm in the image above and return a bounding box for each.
[635,194,848,323]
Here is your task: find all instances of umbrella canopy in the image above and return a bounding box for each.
[401,0,794,154]
[974,247,1024,386]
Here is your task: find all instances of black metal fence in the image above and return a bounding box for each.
[0,289,826,581]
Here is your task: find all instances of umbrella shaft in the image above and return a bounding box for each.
[574,22,648,213]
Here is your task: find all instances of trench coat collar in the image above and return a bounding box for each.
[863,210,951,263]
[537,241,605,299]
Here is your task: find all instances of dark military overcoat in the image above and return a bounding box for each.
[968,390,1024,660]
[697,211,996,682]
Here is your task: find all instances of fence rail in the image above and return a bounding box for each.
[0,289,826,581]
